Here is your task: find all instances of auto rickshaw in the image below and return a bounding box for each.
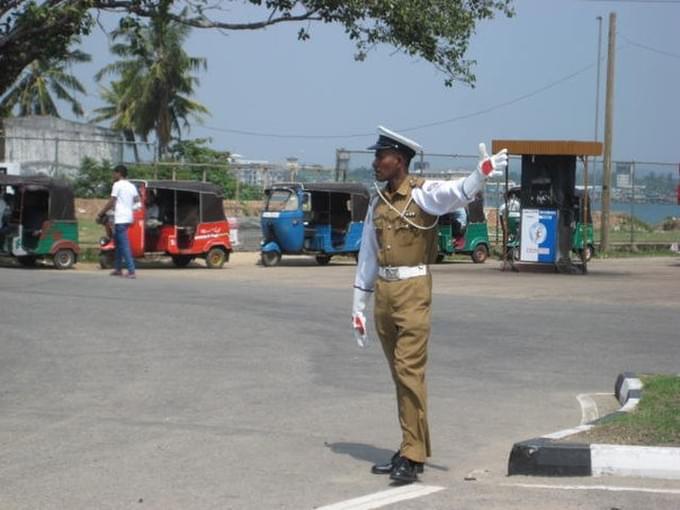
[436,192,490,263]
[503,186,595,262]
[99,180,232,269]
[260,182,370,266]
[492,139,602,273]
[0,175,79,269]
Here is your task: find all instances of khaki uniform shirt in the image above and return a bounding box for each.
[354,170,486,292]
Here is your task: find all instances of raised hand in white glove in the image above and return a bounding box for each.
[352,288,371,348]
[477,143,508,177]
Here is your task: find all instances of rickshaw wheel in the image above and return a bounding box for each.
[17,255,37,267]
[261,251,281,267]
[580,244,594,262]
[315,254,331,266]
[99,252,114,269]
[172,255,194,268]
[205,247,227,269]
[471,244,489,264]
[53,249,76,270]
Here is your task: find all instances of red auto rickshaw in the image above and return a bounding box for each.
[99,180,232,269]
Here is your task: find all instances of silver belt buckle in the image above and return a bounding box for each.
[384,267,400,281]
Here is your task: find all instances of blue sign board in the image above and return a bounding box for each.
[520,209,558,263]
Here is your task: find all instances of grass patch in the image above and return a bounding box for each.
[580,375,680,446]
[596,247,679,258]
[79,218,104,246]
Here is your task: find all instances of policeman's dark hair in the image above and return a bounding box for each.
[113,164,128,178]
[397,151,414,173]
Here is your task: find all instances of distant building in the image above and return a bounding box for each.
[413,160,430,172]
[0,115,124,177]
[231,157,332,187]
[231,161,290,188]
[615,162,633,189]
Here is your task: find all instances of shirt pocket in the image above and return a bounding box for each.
[395,222,417,247]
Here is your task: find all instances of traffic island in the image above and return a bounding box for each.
[508,372,680,480]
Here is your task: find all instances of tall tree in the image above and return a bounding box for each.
[96,3,209,157]
[91,80,141,161]
[1,1,513,98]
[0,48,90,117]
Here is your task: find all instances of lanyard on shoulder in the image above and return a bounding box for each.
[373,182,439,231]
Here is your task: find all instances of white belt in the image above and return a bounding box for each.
[378,265,428,282]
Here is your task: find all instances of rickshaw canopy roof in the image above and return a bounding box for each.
[491,140,603,157]
[133,179,224,197]
[0,174,75,220]
[267,182,370,198]
[0,173,72,192]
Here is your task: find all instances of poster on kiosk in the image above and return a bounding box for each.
[520,209,558,263]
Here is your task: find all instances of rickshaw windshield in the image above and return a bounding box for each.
[265,189,298,212]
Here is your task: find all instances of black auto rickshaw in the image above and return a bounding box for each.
[0,174,79,269]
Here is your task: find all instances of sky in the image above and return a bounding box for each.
[70,0,680,167]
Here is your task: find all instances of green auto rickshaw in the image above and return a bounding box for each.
[0,175,79,269]
[503,186,595,262]
[437,191,490,263]
[571,189,595,262]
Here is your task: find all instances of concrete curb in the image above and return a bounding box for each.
[508,372,680,480]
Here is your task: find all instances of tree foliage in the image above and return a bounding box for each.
[95,2,208,157]
[91,80,141,161]
[0,0,94,98]
[73,156,115,198]
[0,46,90,117]
[1,1,513,98]
[73,139,262,200]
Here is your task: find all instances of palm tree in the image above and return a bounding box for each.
[91,81,142,161]
[95,5,208,158]
[0,48,90,118]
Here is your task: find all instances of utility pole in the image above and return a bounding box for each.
[600,12,616,254]
[594,16,603,142]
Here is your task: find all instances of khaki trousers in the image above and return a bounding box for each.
[374,273,432,463]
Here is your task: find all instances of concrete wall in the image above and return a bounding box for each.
[0,116,124,177]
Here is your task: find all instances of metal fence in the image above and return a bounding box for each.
[336,149,680,248]
[2,133,678,250]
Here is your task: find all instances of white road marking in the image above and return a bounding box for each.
[543,424,593,440]
[503,483,680,495]
[576,393,600,424]
[316,485,445,510]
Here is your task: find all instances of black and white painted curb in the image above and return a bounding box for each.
[508,373,680,480]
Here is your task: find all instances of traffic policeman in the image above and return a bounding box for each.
[352,126,507,483]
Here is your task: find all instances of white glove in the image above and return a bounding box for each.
[477,143,508,177]
[352,288,371,348]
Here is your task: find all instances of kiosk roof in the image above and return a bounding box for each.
[491,140,602,157]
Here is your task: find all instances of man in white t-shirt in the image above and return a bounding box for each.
[98,165,139,278]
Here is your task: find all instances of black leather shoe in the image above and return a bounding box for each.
[390,456,423,484]
[371,451,400,475]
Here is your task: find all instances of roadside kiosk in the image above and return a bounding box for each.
[492,140,602,274]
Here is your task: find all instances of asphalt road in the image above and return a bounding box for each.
[0,255,679,509]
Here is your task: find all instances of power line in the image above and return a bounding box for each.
[620,34,680,59]
[201,59,603,140]
[581,0,680,4]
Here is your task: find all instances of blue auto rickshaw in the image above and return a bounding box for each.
[260,182,370,266]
